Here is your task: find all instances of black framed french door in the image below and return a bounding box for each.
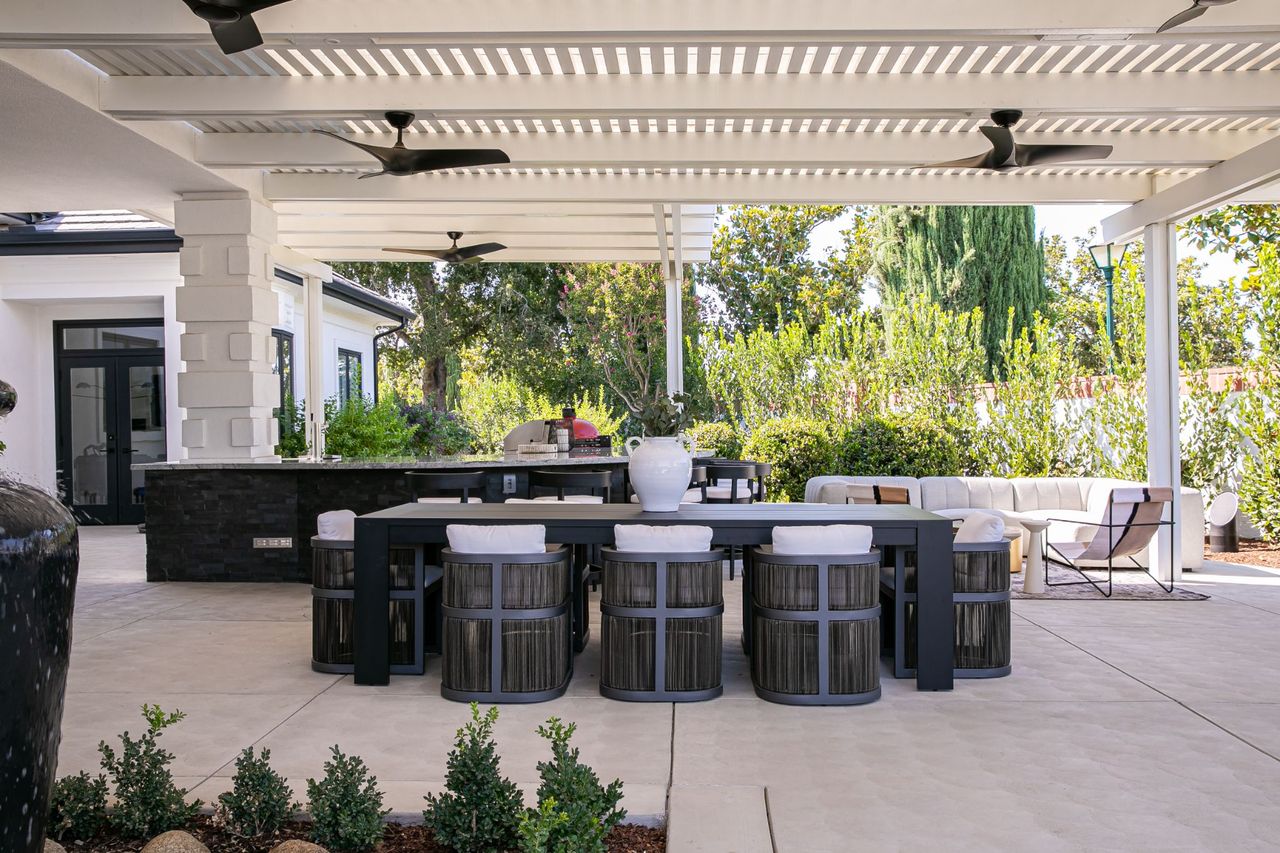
[55,321,166,525]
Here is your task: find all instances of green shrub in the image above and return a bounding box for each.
[98,705,201,839]
[47,772,108,842]
[215,747,297,838]
[517,798,570,853]
[530,718,625,853]
[836,416,962,479]
[322,396,417,458]
[276,395,309,458]
[306,746,388,852]
[399,402,476,456]
[687,421,742,459]
[423,704,524,853]
[741,418,837,502]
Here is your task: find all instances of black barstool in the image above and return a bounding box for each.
[703,462,759,579]
[527,469,614,651]
[406,470,488,504]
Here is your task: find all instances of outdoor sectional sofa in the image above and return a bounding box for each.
[804,475,1205,571]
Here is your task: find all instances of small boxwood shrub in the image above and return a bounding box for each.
[216,747,297,838]
[47,772,108,842]
[98,705,201,839]
[531,718,625,853]
[423,704,524,853]
[306,746,387,852]
[322,396,417,458]
[836,415,962,479]
[687,421,742,459]
[741,418,837,502]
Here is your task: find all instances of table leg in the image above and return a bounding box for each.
[740,545,753,656]
[1023,528,1047,594]
[914,519,955,691]
[354,519,391,685]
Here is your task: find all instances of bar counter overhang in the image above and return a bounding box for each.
[136,450,630,582]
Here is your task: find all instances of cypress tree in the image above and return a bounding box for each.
[872,205,1047,373]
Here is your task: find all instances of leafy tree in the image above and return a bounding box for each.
[692,205,873,334]
[872,205,1047,373]
[1182,204,1280,270]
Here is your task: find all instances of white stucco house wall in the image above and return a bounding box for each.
[0,213,410,512]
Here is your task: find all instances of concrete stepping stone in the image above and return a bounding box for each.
[666,784,772,853]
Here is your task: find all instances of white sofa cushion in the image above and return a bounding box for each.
[316,509,356,540]
[446,524,546,554]
[954,512,1006,544]
[615,524,714,553]
[1011,478,1088,513]
[804,475,921,506]
[1018,508,1095,547]
[772,525,873,556]
[921,477,1016,512]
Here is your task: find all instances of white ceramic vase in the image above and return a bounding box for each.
[625,435,694,512]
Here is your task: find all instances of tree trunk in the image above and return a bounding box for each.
[421,356,448,410]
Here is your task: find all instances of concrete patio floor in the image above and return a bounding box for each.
[60,526,1280,852]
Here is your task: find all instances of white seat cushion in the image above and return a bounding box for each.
[316,509,356,540]
[954,512,1006,544]
[614,524,714,553]
[772,525,873,556]
[418,496,483,504]
[1021,508,1095,546]
[532,494,604,504]
[704,480,755,500]
[446,524,546,554]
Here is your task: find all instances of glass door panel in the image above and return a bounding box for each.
[67,366,111,515]
[123,363,166,515]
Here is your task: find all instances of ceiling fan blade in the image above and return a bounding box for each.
[1157,4,1208,33]
[209,14,263,54]
[451,242,507,261]
[356,171,388,180]
[979,125,1017,168]
[311,130,398,165]
[405,149,513,173]
[383,247,451,260]
[461,256,486,266]
[1015,144,1114,168]
[917,152,1000,171]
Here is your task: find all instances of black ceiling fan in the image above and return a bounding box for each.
[918,109,1113,171]
[384,232,507,265]
[1158,0,1240,33]
[313,111,512,179]
[181,1,293,55]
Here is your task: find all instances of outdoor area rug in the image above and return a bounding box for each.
[1012,564,1209,601]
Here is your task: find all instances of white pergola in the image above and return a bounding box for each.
[4,0,1280,579]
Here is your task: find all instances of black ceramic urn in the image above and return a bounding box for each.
[0,378,80,852]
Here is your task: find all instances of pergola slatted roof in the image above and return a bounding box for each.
[2,0,1279,263]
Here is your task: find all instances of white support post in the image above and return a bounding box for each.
[1144,221,1183,582]
[303,272,326,458]
[670,204,685,396]
[173,195,281,462]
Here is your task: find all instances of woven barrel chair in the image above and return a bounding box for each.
[884,539,1012,679]
[440,545,573,703]
[598,547,725,702]
[749,544,882,705]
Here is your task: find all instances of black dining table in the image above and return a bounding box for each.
[353,502,956,691]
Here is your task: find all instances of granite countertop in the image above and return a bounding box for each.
[134,449,632,471]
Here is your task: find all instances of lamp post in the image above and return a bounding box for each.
[1089,242,1129,354]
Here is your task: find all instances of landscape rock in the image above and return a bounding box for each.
[44,840,67,853]
[269,841,329,853]
[141,830,210,853]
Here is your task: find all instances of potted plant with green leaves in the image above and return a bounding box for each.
[625,393,696,512]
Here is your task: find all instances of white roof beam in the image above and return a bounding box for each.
[282,231,713,251]
[103,71,1280,121]
[197,129,1270,172]
[265,171,1156,205]
[1102,134,1280,242]
[6,0,1280,46]
[276,213,715,236]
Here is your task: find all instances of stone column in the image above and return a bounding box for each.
[174,195,281,462]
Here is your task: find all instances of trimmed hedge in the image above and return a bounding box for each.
[741,418,837,503]
[687,421,742,459]
[836,416,962,479]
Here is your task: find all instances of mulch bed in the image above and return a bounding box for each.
[59,816,664,853]
[1204,539,1280,570]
